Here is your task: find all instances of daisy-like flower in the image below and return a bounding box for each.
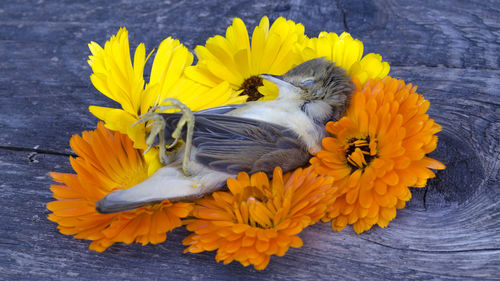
[310,77,445,234]
[88,28,245,174]
[183,167,334,270]
[47,122,192,252]
[185,16,308,102]
[298,32,390,85]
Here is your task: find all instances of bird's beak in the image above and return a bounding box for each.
[260,74,301,99]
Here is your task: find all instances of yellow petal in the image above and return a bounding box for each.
[89,106,137,135]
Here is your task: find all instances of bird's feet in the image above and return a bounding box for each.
[134,98,195,176]
[133,110,170,165]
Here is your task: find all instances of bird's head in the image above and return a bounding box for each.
[261,58,354,120]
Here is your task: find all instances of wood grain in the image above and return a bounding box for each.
[0,0,498,279]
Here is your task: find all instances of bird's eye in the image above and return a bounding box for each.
[300,78,315,87]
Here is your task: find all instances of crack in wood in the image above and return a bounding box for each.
[390,63,500,71]
[0,145,75,157]
[28,152,39,163]
[336,0,350,32]
[423,187,428,210]
[358,237,500,254]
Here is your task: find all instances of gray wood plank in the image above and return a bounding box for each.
[0,0,498,279]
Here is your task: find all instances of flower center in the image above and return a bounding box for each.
[238,186,273,229]
[239,76,264,101]
[345,137,377,171]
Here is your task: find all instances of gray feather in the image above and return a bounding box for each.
[160,113,310,175]
[195,104,244,115]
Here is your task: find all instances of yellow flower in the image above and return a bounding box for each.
[47,122,193,252]
[87,28,245,174]
[183,167,334,270]
[186,17,388,103]
[310,77,445,234]
[298,32,390,85]
[185,16,308,101]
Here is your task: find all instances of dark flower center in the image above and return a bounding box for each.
[345,137,376,171]
[239,76,264,101]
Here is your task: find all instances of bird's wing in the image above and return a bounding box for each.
[160,113,311,175]
[195,104,244,115]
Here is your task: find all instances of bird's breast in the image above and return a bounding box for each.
[228,101,325,152]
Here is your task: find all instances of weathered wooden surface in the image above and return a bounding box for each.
[1,0,499,279]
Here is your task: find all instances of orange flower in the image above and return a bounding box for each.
[183,167,334,270]
[47,122,192,252]
[310,77,445,234]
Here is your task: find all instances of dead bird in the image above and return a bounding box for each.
[97,58,354,213]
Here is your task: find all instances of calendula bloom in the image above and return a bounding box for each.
[310,77,445,234]
[183,167,334,270]
[88,28,245,174]
[298,32,390,85]
[47,122,192,252]
[185,16,308,102]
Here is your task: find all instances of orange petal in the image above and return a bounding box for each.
[359,189,373,208]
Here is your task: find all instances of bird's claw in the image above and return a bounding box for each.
[133,111,168,163]
[133,98,195,176]
[162,99,195,176]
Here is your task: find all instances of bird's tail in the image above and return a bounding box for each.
[96,167,201,214]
